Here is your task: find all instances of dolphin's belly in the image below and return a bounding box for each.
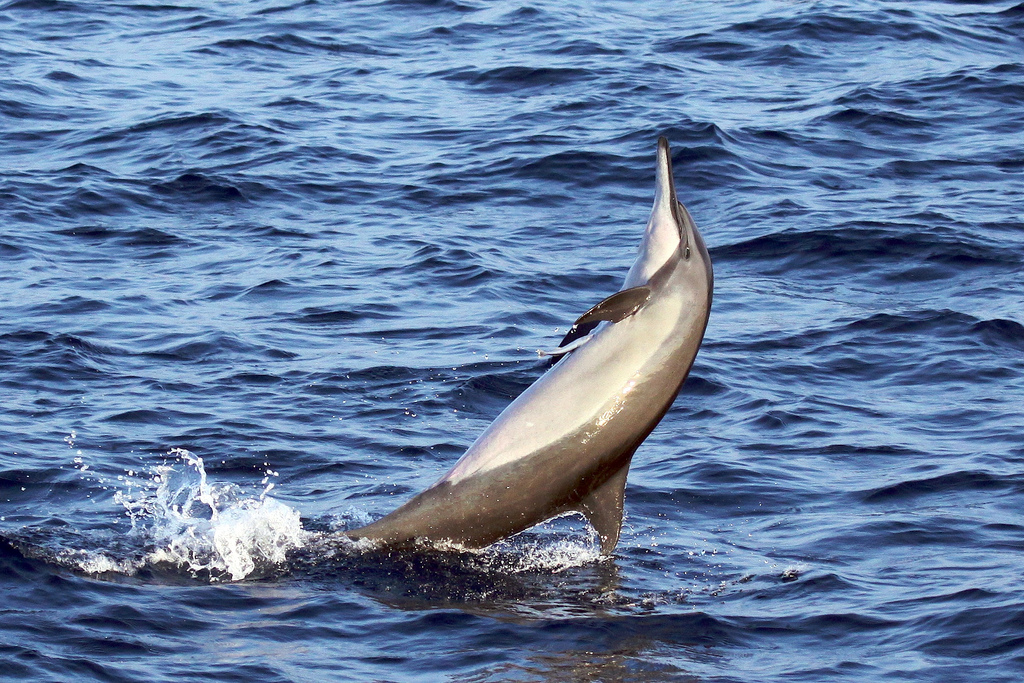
[443,292,702,485]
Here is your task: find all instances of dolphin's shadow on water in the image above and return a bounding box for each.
[292,515,634,616]
[308,545,623,614]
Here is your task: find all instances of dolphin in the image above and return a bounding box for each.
[348,137,713,554]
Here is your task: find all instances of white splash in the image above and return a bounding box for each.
[471,514,606,573]
[507,537,604,573]
[58,548,142,576]
[111,448,306,581]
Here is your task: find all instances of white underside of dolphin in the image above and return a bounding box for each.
[347,137,714,554]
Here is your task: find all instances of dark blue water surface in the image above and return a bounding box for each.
[2,0,1024,680]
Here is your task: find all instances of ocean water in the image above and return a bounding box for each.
[2,0,1023,680]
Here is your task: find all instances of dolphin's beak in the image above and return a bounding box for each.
[653,137,688,248]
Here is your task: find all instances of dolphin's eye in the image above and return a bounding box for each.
[684,246,691,260]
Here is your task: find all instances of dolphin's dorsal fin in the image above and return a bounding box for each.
[573,286,651,328]
[578,463,630,554]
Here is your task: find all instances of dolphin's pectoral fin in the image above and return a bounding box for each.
[573,286,652,328]
[544,286,652,367]
[578,463,630,554]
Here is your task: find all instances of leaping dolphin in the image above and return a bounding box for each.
[348,137,713,554]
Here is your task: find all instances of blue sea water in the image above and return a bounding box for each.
[2,0,1023,680]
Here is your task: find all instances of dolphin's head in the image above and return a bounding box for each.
[624,137,712,293]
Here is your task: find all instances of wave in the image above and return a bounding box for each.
[436,65,597,93]
[862,469,1020,503]
[151,172,245,202]
[53,224,190,247]
[713,225,1021,275]
[208,34,394,57]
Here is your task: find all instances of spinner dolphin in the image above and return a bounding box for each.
[348,137,713,553]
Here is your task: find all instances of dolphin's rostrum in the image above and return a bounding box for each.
[348,137,713,554]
